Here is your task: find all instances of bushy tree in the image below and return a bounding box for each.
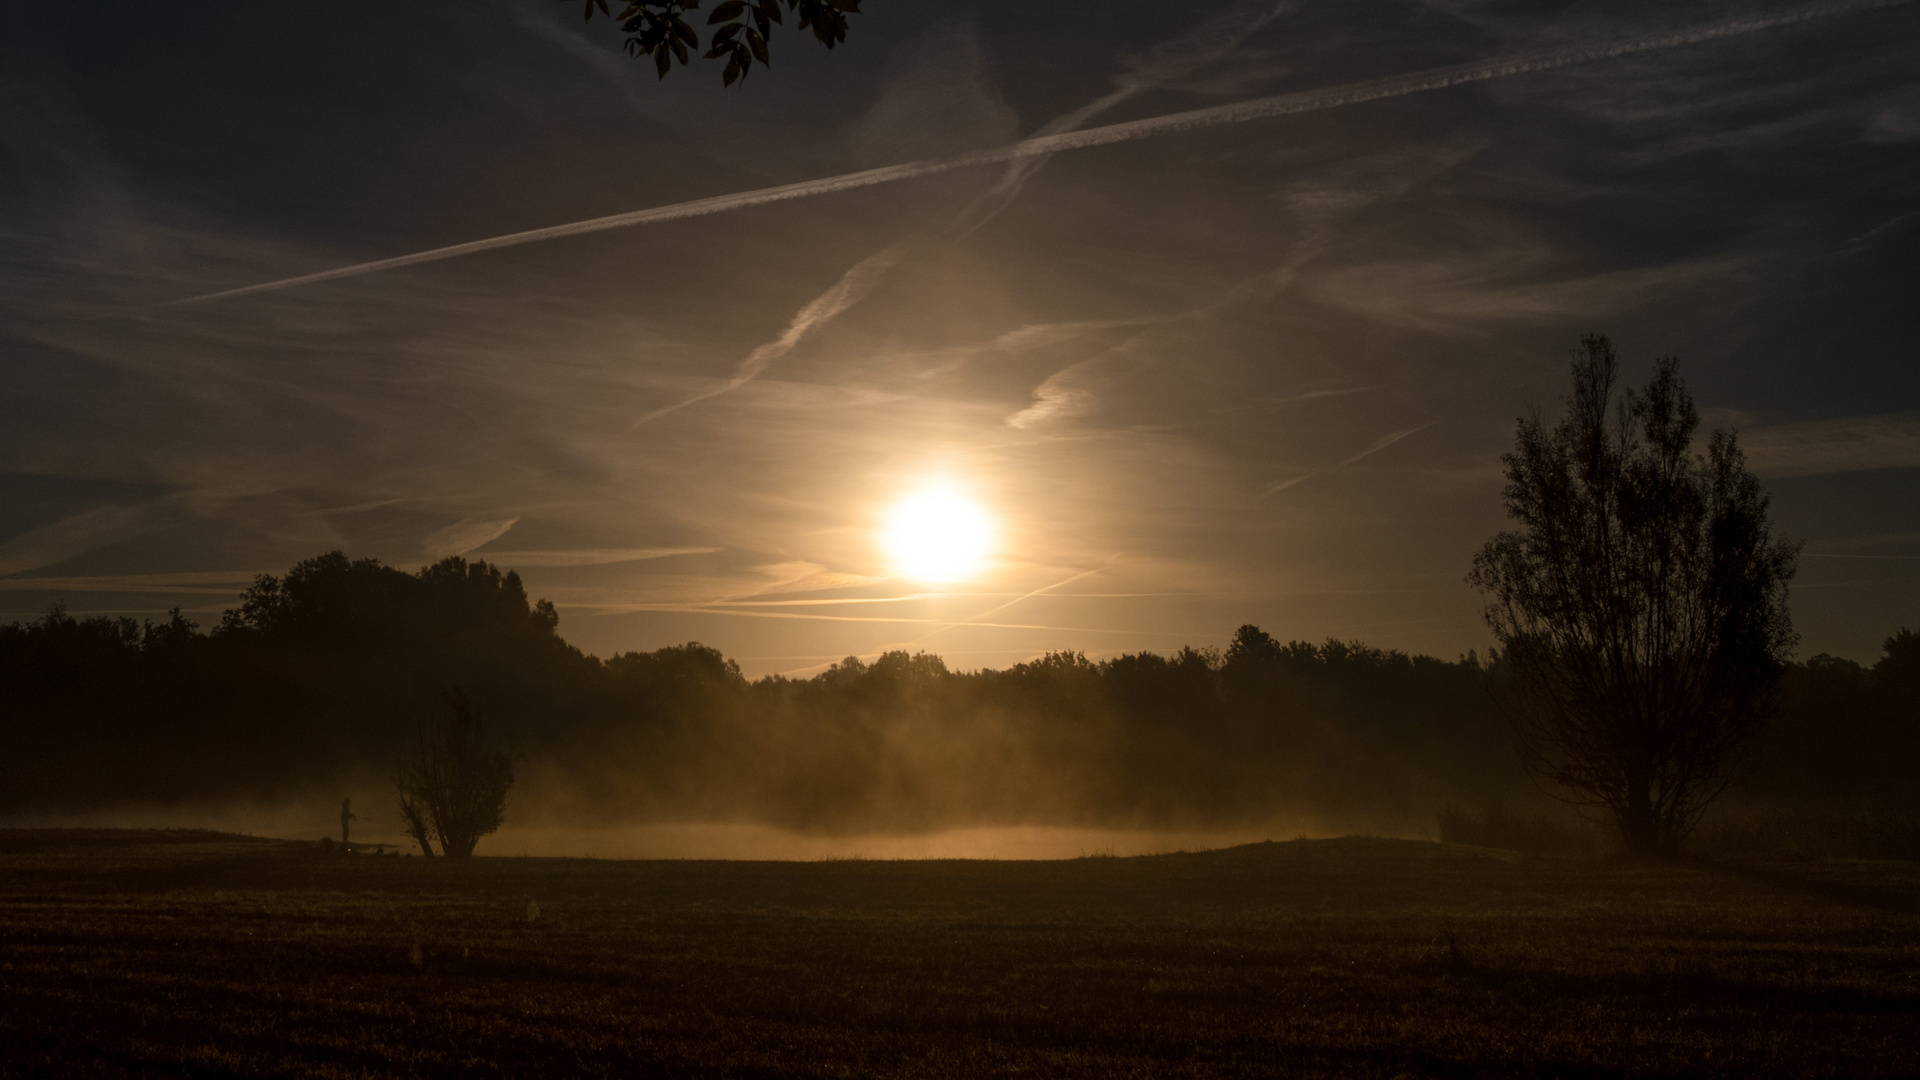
[1469,334,1799,855]
[394,688,517,858]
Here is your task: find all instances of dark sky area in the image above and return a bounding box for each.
[2,0,1917,675]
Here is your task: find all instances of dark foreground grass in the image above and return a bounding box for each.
[1,830,1916,1078]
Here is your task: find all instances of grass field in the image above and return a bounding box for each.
[1,830,1916,1078]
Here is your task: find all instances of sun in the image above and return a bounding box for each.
[880,484,996,583]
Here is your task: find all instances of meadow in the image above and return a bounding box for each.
[1,829,1916,1078]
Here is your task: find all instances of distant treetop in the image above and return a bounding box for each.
[576,0,867,85]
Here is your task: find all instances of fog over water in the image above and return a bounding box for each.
[3,800,1333,861]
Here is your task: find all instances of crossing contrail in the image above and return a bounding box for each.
[631,1,1291,426]
[171,0,1911,307]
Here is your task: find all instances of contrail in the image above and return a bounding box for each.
[937,556,1126,632]
[937,0,1294,244]
[632,2,1289,425]
[171,0,1911,307]
[1263,425,1429,496]
[632,245,905,425]
[895,554,1129,654]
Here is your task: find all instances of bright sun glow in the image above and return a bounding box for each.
[880,485,996,583]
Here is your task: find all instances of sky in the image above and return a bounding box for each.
[2,0,1917,677]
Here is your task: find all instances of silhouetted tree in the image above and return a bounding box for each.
[1469,334,1799,855]
[394,688,516,858]
[1877,628,1920,698]
[1739,638,1920,810]
[577,0,865,85]
[398,791,436,858]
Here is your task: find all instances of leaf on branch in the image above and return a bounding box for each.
[793,0,850,48]
[587,0,861,83]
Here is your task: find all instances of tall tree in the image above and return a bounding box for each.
[394,688,517,858]
[1469,334,1799,855]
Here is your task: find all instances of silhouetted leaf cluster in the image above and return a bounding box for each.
[577,0,864,84]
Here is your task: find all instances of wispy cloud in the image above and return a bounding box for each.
[1006,359,1107,429]
[8,0,1914,672]
[470,547,717,568]
[164,0,1912,307]
[0,504,154,576]
[633,246,908,426]
[1741,412,1920,478]
[0,570,267,594]
[713,561,890,601]
[423,516,519,559]
[636,4,1291,422]
[1309,250,1762,329]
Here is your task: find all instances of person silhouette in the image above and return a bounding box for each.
[341,797,357,848]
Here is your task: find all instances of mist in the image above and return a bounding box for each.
[4,551,1914,858]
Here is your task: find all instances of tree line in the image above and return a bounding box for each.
[0,564,1517,831]
[0,550,1911,839]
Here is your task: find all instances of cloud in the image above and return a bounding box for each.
[1866,105,1920,142]
[1002,327,1184,431]
[0,570,266,594]
[7,0,1916,672]
[1309,251,1761,329]
[1741,412,1920,478]
[167,0,1914,307]
[423,517,519,559]
[741,562,889,597]
[940,0,1293,241]
[471,547,718,568]
[847,21,1020,168]
[1844,211,1917,252]
[634,246,908,426]
[1007,360,1106,429]
[639,4,1291,424]
[1265,386,1381,407]
[880,319,1148,383]
[0,504,154,576]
